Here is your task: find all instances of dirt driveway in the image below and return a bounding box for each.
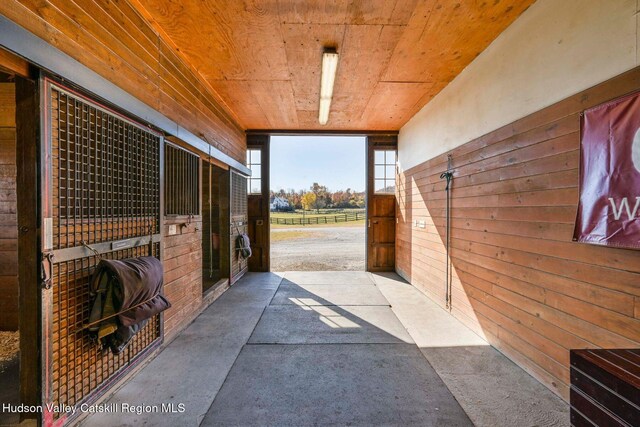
[270,225,365,271]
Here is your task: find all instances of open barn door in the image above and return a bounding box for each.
[366,135,397,272]
[246,134,269,272]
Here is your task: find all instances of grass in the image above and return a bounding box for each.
[270,209,366,228]
[271,219,366,229]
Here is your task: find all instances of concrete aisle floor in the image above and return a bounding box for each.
[81,271,568,427]
[0,356,20,426]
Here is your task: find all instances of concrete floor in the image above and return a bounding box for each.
[81,271,568,427]
[0,356,20,426]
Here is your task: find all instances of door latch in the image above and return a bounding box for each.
[41,251,54,290]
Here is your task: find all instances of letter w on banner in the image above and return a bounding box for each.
[574,91,640,249]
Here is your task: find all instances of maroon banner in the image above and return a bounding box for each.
[574,91,640,249]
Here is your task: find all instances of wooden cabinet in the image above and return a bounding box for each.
[570,349,639,426]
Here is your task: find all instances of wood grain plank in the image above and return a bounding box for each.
[397,68,640,402]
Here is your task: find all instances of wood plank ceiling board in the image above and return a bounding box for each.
[129,0,535,130]
[331,24,405,128]
[362,81,434,129]
[280,23,347,111]
[384,0,534,82]
[249,80,300,128]
[276,0,419,25]
[209,80,271,129]
[276,0,352,25]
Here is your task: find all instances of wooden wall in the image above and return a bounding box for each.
[396,67,640,400]
[163,216,203,340]
[0,82,17,331]
[0,0,245,163]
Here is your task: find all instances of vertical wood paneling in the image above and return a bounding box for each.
[0,82,17,330]
[397,67,640,401]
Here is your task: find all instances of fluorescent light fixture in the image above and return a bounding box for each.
[319,50,339,125]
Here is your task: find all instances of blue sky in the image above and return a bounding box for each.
[270,136,366,192]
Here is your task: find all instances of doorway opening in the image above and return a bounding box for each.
[0,71,19,426]
[269,136,366,272]
[202,161,230,294]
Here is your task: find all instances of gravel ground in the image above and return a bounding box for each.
[271,225,365,271]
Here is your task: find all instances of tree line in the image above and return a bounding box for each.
[270,183,365,211]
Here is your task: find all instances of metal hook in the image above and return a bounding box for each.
[440,154,454,190]
[81,241,102,259]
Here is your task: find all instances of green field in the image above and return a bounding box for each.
[271,219,365,229]
[270,209,366,228]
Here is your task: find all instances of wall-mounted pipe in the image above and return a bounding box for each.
[440,154,454,310]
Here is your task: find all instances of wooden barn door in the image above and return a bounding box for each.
[367,136,397,272]
[41,79,163,425]
[246,134,269,272]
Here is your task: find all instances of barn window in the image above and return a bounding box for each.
[165,143,200,215]
[247,148,261,194]
[374,149,396,193]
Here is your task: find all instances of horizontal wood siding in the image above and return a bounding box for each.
[0,0,245,163]
[0,82,17,330]
[396,67,640,400]
[163,216,203,340]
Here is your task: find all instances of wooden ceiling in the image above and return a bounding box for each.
[131,0,534,131]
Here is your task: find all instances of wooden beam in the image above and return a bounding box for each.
[16,75,41,419]
[0,48,29,77]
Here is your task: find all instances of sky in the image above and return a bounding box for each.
[270,136,366,192]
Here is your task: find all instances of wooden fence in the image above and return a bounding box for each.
[270,212,365,225]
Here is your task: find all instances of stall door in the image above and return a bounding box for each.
[367,137,397,272]
[246,135,269,272]
[43,80,163,425]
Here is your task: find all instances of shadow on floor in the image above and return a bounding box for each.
[0,355,20,426]
[202,271,473,426]
[80,271,568,427]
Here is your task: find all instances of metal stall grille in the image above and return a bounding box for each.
[231,171,247,218]
[230,171,248,281]
[49,83,162,415]
[165,143,199,216]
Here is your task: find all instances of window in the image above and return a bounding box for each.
[165,143,200,215]
[374,149,396,193]
[247,148,262,194]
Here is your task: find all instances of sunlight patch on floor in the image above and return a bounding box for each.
[289,297,362,329]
